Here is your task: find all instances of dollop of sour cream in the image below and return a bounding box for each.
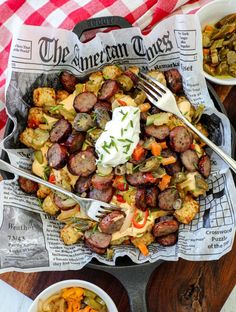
[95,106,140,167]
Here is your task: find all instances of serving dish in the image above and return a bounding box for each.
[196,0,236,85]
[1,16,236,312]
[28,279,118,312]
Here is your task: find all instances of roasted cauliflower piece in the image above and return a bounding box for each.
[174,195,199,224]
[147,70,166,86]
[19,127,49,150]
[42,193,60,216]
[102,65,122,80]
[37,184,51,199]
[60,224,83,245]
[131,232,155,247]
[33,87,56,107]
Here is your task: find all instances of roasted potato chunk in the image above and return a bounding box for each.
[174,195,199,224]
[60,224,83,245]
[102,65,122,80]
[147,70,166,86]
[56,90,70,103]
[37,184,51,199]
[33,87,56,107]
[27,107,44,128]
[42,193,60,215]
[19,127,49,150]
[131,232,155,247]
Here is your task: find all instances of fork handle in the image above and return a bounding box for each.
[181,116,236,173]
[0,159,81,203]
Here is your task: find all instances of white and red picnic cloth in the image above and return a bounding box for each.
[0,0,212,138]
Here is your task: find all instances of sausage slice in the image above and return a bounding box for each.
[49,119,72,143]
[145,125,169,140]
[158,188,179,211]
[91,173,114,190]
[135,187,147,211]
[99,80,119,101]
[73,92,97,113]
[89,187,113,203]
[53,194,76,210]
[94,101,112,111]
[170,126,192,153]
[18,177,38,194]
[68,150,96,177]
[180,149,199,172]
[64,133,85,154]
[74,175,92,194]
[99,211,125,234]
[47,143,68,169]
[164,69,183,94]
[162,149,182,176]
[60,72,78,93]
[146,186,158,208]
[153,219,179,237]
[84,230,112,249]
[198,155,211,178]
[156,233,178,246]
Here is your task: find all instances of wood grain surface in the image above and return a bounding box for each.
[0,84,235,312]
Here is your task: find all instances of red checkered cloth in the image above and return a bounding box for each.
[0,0,212,138]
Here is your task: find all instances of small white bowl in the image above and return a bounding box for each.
[196,0,236,85]
[28,279,118,312]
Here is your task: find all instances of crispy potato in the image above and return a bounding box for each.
[60,224,83,245]
[27,107,44,128]
[131,232,155,247]
[148,70,166,86]
[174,195,199,224]
[42,193,60,216]
[33,87,56,107]
[19,127,49,150]
[102,65,122,80]
[56,90,70,103]
[37,184,51,199]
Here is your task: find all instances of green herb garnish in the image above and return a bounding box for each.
[49,104,63,112]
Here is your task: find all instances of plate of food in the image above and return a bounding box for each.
[197,0,236,84]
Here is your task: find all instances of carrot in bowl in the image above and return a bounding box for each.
[158,174,171,191]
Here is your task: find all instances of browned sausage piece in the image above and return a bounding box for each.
[89,187,113,203]
[153,219,179,237]
[170,126,193,153]
[145,125,170,140]
[67,150,96,177]
[99,80,119,101]
[18,177,38,194]
[180,149,199,172]
[74,175,92,194]
[99,211,125,234]
[94,101,112,111]
[84,230,112,249]
[60,72,78,93]
[47,143,68,169]
[53,194,76,210]
[126,172,157,186]
[156,233,178,246]
[198,154,211,178]
[135,187,147,211]
[146,186,158,208]
[49,119,72,143]
[85,239,106,254]
[158,188,179,211]
[73,92,97,113]
[164,69,183,94]
[64,133,85,154]
[162,149,182,176]
[123,70,138,84]
[91,173,114,190]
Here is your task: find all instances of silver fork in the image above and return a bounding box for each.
[138,72,236,174]
[0,158,119,222]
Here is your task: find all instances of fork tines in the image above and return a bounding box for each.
[96,204,121,220]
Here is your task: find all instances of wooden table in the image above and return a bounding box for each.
[0,84,236,312]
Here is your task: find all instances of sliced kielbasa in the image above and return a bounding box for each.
[84,230,112,249]
[156,233,178,246]
[85,239,106,254]
[146,186,158,208]
[73,92,97,113]
[170,126,192,153]
[94,101,112,111]
[53,194,76,210]
[91,173,114,190]
[47,143,68,169]
[164,69,183,94]
[49,119,72,143]
[135,187,147,211]
[18,177,38,194]
[67,150,96,177]
[158,188,179,211]
[64,132,85,154]
[180,149,199,172]
[123,70,138,84]
[198,154,211,178]
[60,72,78,93]
[161,149,182,176]
[126,172,157,186]
[145,125,170,140]
[153,219,179,237]
[99,210,125,234]
[89,186,113,203]
[99,80,119,101]
[74,175,92,194]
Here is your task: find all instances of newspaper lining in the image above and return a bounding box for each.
[0,14,235,272]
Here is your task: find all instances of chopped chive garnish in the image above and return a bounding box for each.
[120,109,125,115]
[126,156,131,161]
[130,120,134,128]
[118,138,126,142]
[121,128,124,136]
[49,104,63,112]
[121,112,128,121]
[110,135,115,139]
[134,109,139,114]
[101,154,104,161]
[126,139,133,143]
[102,145,110,154]
[124,128,128,132]
[87,126,97,133]
[111,140,118,151]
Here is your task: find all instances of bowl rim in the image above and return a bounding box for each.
[27,279,118,312]
[196,0,236,85]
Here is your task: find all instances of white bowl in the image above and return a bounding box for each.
[28,279,118,312]
[196,0,236,85]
